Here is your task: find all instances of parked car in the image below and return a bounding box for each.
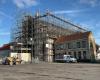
[55,55,77,63]
[64,55,77,62]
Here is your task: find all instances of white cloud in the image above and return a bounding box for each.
[79,0,99,7]
[13,0,38,8]
[53,10,84,14]
[0,11,13,19]
[53,9,87,18]
[0,32,10,36]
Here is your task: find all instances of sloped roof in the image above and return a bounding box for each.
[0,43,11,51]
[55,31,91,44]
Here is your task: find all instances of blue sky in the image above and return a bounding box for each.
[0,0,100,46]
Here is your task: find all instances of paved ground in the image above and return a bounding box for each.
[0,62,100,80]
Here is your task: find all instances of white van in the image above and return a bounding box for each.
[55,55,77,63]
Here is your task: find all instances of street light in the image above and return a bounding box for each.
[30,38,34,63]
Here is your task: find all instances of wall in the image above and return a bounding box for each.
[55,38,92,61]
[10,53,31,62]
[0,50,10,58]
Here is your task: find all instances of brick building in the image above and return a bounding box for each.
[54,31,96,62]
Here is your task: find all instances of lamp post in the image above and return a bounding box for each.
[30,38,34,63]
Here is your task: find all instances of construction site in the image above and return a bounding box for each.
[9,11,92,63]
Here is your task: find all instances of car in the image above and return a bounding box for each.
[64,55,77,63]
[55,55,77,63]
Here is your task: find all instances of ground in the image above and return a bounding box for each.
[0,62,100,80]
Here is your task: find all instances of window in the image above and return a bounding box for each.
[68,43,72,49]
[68,43,70,49]
[83,51,87,59]
[77,42,81,48]
[82,41,86,48]
[78,51,81,60]
[60,44,64,49]
[74,52,77,58]
[73,42,76,49]
[68,52,71,55]
[90,42,93,48]
[55,44,60,50]
[59,54,63,59]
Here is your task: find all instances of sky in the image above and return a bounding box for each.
[0,0,100,46]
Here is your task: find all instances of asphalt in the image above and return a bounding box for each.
[0,62,100,80]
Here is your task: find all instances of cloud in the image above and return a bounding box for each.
[0,32,10,36]
[0,11,13,19]
[79,0,99,7]
[13,0,38,8]
[52,9,87,18]
[53,10,85,14]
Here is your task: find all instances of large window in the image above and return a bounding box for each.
[78,51,81,60]
[83,51,87,59]
[68,43,73,49]
[55,44,66,50]
[57,54,63,59]
[82,41,86,48]
[73,42,76,49]
[68,52,71,55]
[77,42,81,48]
[60,44,65,49]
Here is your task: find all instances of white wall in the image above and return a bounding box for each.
[10,53,31,62]
[21,53,31,62]
[10,52,18,58]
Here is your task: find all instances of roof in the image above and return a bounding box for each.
[0,44,10,51]
[55,31,91,44]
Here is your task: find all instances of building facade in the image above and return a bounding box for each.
[54,31,96,62]
[0,44,11,58]
[11,12,93,62]
[96,45,100,60]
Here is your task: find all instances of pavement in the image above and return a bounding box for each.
[0,62,100,80]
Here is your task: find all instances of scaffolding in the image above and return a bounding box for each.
[11,12,87,62]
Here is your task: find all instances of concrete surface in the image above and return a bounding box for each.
[0,62,100,80]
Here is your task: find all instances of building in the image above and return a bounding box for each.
[54,31,96,62]
[0,44,11,58]
[96,45,100,60]
[11,12,94,62]
[0,43,31,62]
